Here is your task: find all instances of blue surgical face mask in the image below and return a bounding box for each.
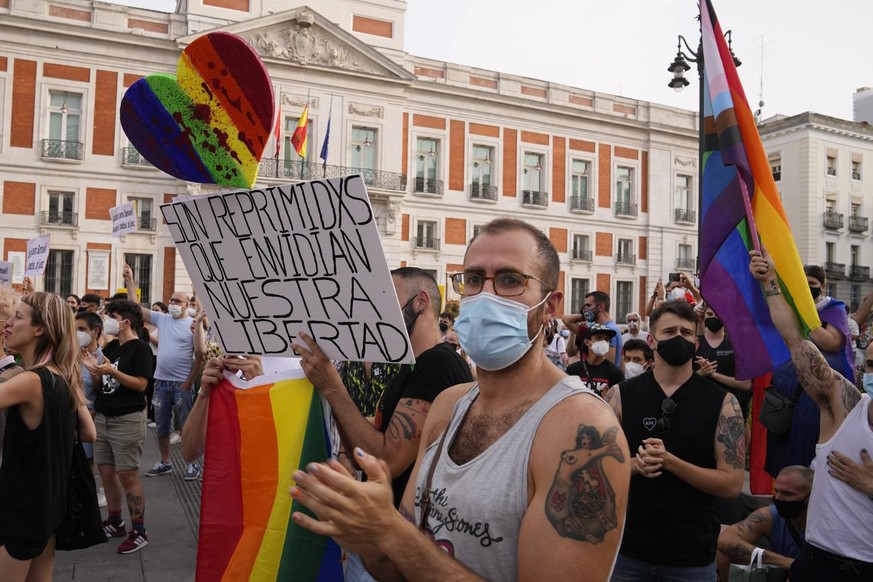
[455,292,549,371]
[863,373,873,397]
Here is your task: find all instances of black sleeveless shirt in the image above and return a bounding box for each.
[0,368,76,541]
[619,370,727,566]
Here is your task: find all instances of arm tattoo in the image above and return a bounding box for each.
[839,377,862,415]
[545,425,625,543]
[727,542,752,563]
[717,397,745,470]
[386,399,426,449]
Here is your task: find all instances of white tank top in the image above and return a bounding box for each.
[413,377,599,581]
[807,394,873,561]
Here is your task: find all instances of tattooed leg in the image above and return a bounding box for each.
[545,425,625,543]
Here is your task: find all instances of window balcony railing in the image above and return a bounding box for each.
[616,253,636,266]
[825,261,846,278]
[674,208,696,224]
[137,217,158,232]
[569,196,595,213]
[257,158,407,191]
[415,236,441,251]
[521,190,548,207]
[469,182,498,201]
[676,257,696,270]
[40,211,78,227]
[41,139,83,161]
[850,265,870,280]
[849,215,869,233]
[122,147,155,168]
[823,210,844,229]
[413,177,444,195]
[571,248,593,262]
[853,171,862,180]
[615,201,638,218]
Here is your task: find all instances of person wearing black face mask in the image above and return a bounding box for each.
[717,466,812,579]
[695,304,752,461]
[605,299,745,578]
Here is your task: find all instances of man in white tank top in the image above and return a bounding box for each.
[752,250,873,581]
[290,218,631,581]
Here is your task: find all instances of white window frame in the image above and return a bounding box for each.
[350,124,380,171]
[44,247,77,296]
[569,277,591,314]
[571,232,592,262]
[521,148,549,194]
[468,141,499,199]
[40,82,89,162]
[41,185,80,227]
[413,134,443,194]
[568,155,596,211]
[615,280,634,324]
[613,161,640,215]
[128,195,158,232]
[413,217,441,251]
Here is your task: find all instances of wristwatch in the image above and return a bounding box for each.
[764,282,781,296]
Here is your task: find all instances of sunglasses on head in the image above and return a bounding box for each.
[656,397,677,435]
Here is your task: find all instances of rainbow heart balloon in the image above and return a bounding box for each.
[120,32,275,188]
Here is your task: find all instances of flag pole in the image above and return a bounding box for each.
[323,93,333,179]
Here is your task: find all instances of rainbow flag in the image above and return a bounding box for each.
[699,0,820,380]
[197,369,343,581]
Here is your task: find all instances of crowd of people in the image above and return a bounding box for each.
[2,216,873,581]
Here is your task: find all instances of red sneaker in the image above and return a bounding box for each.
[102,519,126,538]
[117,530,149,554]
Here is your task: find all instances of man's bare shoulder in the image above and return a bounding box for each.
[421,381,476,445]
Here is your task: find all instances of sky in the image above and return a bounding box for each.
[106,0,873,120]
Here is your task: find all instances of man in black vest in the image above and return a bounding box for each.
[605,300,744,581]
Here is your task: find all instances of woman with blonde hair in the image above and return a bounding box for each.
[0,291,95,582]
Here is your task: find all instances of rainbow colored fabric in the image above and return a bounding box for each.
[197,370,342,581]
[699,0,820,379]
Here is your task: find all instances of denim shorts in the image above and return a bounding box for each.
[152,380,193,438]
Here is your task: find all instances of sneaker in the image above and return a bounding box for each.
[145,461,173,477]
[103,519,126,538]
[117,530,149,554]
[97,487,107,508]
[184,463,201,481]
[147,421,157,429]
[169,432,182,445]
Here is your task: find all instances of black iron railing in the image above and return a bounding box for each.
[569,196,595,212]
[825,261,846,278]
[137,217,158,232]
[413,177,444,195]
[674,208,696,224]
[522,190,549,207]
[616,253,636,265]
[571,248,593,261]
[415,236,441,250]
[850,265,870,280]
[257,158,407,191]
[615,201,638,217]
[42,139,83,161]
[469,182,498,201]
[40,211,78,226]
[850,215,868,233]
[122,147,154,168]
[823,210,844,229]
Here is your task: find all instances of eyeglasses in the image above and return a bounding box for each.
[449,271,551,298]
[656,397,677,435]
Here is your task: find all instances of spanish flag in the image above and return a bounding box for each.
[197,368,342,581]
[290,105,308,159]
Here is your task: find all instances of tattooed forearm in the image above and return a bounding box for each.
[717,397,745,470]
[727,542,752,563]
[545,425,625,543]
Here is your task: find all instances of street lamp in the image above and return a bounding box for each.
[668,17,740,275]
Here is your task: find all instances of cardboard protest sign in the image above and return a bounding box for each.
[0,261,12,285]
[110,202,137,237]
[160,175,414,364]
[24,234,50,277]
